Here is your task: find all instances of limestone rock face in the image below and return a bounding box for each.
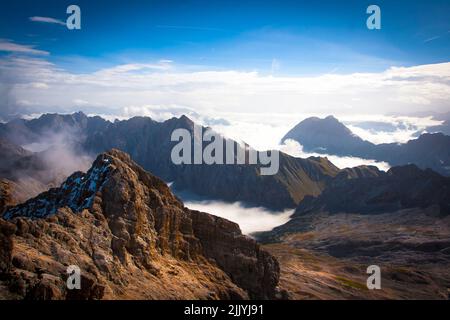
[0,149,279,300]
[191,210,280,299]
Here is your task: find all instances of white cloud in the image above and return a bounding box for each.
[29,16,66,26]
[180,197,293,234]
[2,56,449,117]
[341,114,443,144]
[271,58,281,74]
[208,112,443,152]
[94,61,173,76]
[30,82,49,89]
[0,39,49,55]
[206,115,392,171]
[346,125,416,144]
[1,53,449,136]
[280,139,391,171]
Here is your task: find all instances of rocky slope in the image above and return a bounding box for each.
[0,149,280,300]
[262,208,450,299]
[259,164,450,241]
[257,165,450,299]
[281,116,450,176]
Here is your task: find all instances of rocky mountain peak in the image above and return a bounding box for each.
[3,149,182,220]
[0,149,280,299]
[164,114,195,131]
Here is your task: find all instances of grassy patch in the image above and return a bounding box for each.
[334,276,368,291]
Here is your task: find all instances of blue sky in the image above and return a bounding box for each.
[0,0,449,125]
[1,0,449,74]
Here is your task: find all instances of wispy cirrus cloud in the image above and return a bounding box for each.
[422,29,450,44]
[29,16,66,26]
[94,60,173,76]
[423,35,441,43]
[0,39,49,55]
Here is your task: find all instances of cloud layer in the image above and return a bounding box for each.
[0,54,449,122]
[0,39,49,56]
[280,139,391,171]
[176,190,293,235]
[29,16,66,26]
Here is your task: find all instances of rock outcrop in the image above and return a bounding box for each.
[0,149,280,300]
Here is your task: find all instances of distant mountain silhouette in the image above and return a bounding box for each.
[0,112,109,146]
[282,116,373,155]
[281,116,450,176]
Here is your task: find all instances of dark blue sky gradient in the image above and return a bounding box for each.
[1,0,449,74]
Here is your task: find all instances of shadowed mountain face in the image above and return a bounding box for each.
[261,164,450,241]
[0,134,95,210]
[0,139,81,206]
[0,113,340,209]
[281,116,450,176]
[0,149,281,300]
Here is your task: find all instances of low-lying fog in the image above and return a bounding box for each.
[174,189,293,235]
[280,139,391,171]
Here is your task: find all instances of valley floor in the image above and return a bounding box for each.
[263,209,450,300]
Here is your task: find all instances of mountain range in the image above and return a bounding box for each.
[0,112,340,209]
[281,115,450,176]
[1,112,450,299]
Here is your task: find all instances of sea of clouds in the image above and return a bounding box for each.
[174,189,293,235]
